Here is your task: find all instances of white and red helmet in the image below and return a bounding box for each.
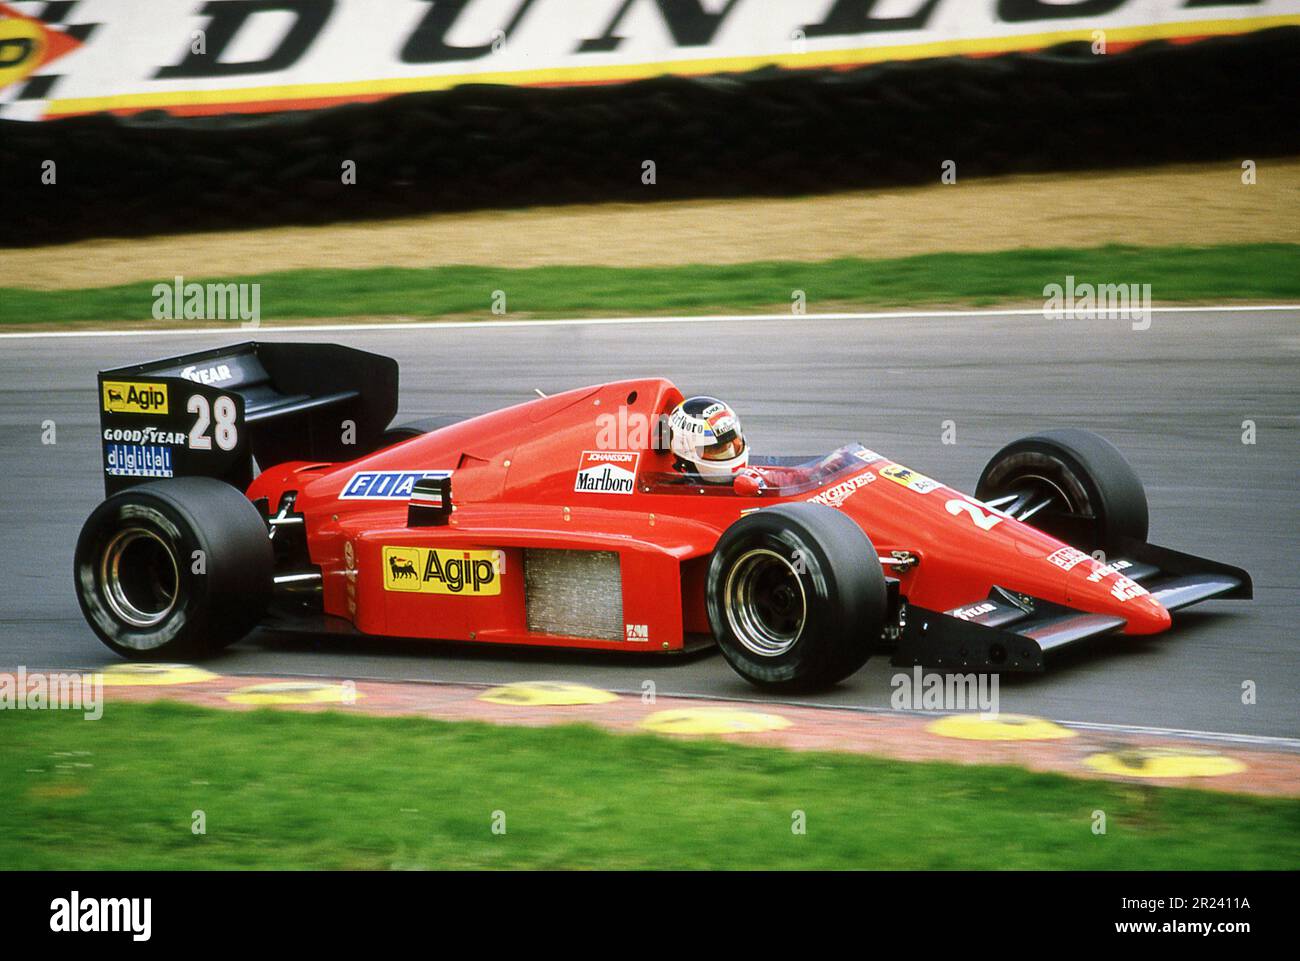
[668,396,748,482]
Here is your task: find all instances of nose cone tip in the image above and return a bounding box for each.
[1124,595,1172,634]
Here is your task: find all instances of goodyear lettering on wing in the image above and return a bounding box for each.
[181,363,234,385]
[103,426,187,446]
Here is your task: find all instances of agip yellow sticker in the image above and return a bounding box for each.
[383,546,502,596]
[102,381,168,415]
[880,462,942,494]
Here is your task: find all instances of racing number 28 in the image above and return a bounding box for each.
[188,394,238,451]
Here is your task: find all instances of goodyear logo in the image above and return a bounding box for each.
[383,546,501,596]
[102,381,168,415]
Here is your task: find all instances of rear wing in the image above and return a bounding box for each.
[97,342,398,496]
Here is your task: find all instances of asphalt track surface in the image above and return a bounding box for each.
[1,309,1296,737]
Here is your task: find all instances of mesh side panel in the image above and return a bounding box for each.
[524,549,623,641]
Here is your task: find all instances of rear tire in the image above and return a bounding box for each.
[74,478,273,660]
[975,428,1148,554]
[375,415,465,450]
[706,503,886,692]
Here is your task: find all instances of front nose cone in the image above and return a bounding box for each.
[1121,592,1172,634]
[1067,567,1172,635]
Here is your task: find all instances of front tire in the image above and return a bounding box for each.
[74,478,273,659]
[706,503,886,692]
[975,428,1148,554]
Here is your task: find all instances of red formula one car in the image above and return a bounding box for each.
[75,343,1251,691]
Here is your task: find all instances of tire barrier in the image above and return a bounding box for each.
[3,27,1297,247]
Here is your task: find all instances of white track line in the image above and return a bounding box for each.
[1,304,1297,340]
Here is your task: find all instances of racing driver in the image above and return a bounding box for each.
[668,396,804,490]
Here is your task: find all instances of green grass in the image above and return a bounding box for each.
[3,243,1297,326]
[2,702,1297,870]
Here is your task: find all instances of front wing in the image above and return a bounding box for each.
[886,539,1251,673]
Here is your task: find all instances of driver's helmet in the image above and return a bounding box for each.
[668,396,748,482]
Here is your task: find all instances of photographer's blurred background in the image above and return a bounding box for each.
[2,0,1297,249]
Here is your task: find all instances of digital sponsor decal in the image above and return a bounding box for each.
[101,381,168,415]
[880,463,942,494]
[104,443,173,478]
[382,546,502,596]
[340,470,452,500]
[574,450,639,495]
[854,448,884,463]
[808,471,875,508]
[181,363,233,385]
[625,624,649,643]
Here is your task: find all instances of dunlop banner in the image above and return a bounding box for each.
[1,0,1298,120]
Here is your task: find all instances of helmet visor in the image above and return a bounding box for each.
[700,431,745,461]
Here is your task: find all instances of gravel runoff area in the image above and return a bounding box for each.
[3,159,1298,290]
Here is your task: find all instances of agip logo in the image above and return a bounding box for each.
[880,462,941,494]
[383,546,502,596]
[102,381,168,415]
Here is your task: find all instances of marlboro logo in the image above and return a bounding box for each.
[574,450,639,495]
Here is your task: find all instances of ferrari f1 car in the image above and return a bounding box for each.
[75,342,1251,691]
